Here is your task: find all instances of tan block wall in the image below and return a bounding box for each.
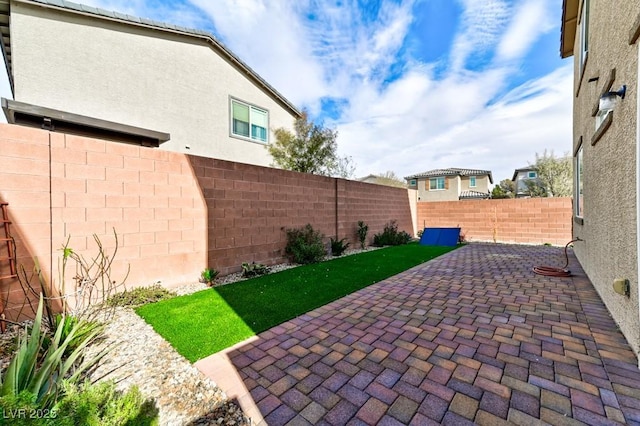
[417,198,573,246]
[0,124,207,320]
[337,180,414,248]
[0,124,414,319]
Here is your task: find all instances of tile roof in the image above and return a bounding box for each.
[405,168,493,183]
[1,0,301,117]
[459,190,491,200]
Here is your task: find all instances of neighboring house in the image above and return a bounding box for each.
[405,168,492,202]
[511,166,542,197]
[0,0,300,166]
[561,0,640,359]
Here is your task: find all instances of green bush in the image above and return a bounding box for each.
[0,381,158,426]
[356,221,368,249]
[241,262,270,278]
[52,381,158,426]
[199,268,219,287]
[372,220,412,247]
[330,238,350,256]
[106,285,176,308]
[285,224,326,264]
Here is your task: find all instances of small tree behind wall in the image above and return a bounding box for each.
[269,111,355,178]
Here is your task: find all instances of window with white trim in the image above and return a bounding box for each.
[579,0,589,71]
[528,171,537,179]
[231,99,269,143]
[409,179,417,186]
[469,176,477,187]
[575,145,584,218]
[429,177,445,190]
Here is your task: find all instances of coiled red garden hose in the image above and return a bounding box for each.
[532,239,582,277]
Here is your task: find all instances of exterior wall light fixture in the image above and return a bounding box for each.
[600,85,627,110]
[597,85,626,129]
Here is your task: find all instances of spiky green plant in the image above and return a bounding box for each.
[0,295,110,409]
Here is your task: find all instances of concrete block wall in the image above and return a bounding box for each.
[337,179,414,247]
[417,197,573,246]
[0,124,415,319]
[0,124,207,320]
[190,156,337,275]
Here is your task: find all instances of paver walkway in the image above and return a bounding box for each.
[196,243,640,425]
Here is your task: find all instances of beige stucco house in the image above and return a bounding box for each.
[0,0,300,166]
[405,168,492,202]
[511,166,541,197]
[561,0,640,360]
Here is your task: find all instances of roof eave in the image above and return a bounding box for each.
[560,0,579,58]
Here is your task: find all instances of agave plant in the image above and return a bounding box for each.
[0,295,111,409]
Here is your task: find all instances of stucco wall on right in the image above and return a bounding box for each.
[571,0,640,356]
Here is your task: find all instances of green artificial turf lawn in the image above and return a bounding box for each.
[136,243,458,362]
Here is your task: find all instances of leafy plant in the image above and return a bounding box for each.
[417,229,424,239]
[356,221,369,249]
[285,224,326,264]
[0,381,158,426]
[330,238,350,256]
[372,220,412,247]
[199,268,219,287]
[0,295,110,410]
[43,315,104,360]
[52,380,158,426]
[241,262,270,278]
[106,285,176,308]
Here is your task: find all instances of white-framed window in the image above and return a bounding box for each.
[575,145,584,218]
[409,179,417,186]
[579,0,589,70]
[429,177,445,190]
[231,99,269,143]
[528,171,537,179]
[469,176,477,187]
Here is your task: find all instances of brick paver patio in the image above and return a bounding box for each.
[196,243,640,425]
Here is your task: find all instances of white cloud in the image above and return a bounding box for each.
[496,0,555,62]
[450,0,511,71]
[336,64,573,184]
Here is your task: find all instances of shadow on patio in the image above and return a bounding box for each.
[196,243,640,425]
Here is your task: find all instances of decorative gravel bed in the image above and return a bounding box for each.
[0,246,382,425]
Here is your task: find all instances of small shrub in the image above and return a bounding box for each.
[356,221,369,249]
[285,224,326,264]
[52,380,158,426]
[106,285,176,307]
[200,268,219,287]
[372,220,412,247]
[417,229,424,239]
[241,262,270,278]
[330,238,350,256]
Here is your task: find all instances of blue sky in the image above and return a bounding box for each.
[0,0,572,184]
